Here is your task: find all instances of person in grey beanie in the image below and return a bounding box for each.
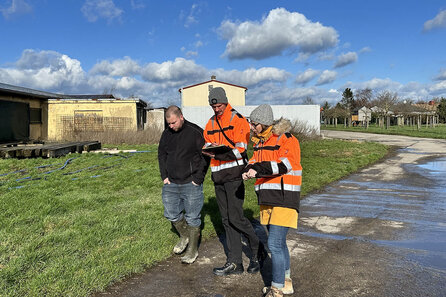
[242,104,303,297]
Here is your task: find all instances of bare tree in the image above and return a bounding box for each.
[354,88,373,109]
[325,104,349,127]
[102,86,116,95]
[354,88,373,129]
[303,96,315,104]
[372,91,398,129]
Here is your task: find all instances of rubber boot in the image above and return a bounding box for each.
[181,225,200,264]
[172,218,189,254]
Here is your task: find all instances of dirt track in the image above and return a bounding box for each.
[94,131,446,297]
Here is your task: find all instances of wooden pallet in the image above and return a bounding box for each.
[0,141,101,159]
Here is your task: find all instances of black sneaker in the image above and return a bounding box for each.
[213,262,243,276]
[247,257,260,274]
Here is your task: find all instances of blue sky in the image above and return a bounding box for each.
[1,0,446,107]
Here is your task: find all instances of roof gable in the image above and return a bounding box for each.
[179,79,247,93]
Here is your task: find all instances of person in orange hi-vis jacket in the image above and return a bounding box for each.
[242,104,302,297]
[203,87,262,277]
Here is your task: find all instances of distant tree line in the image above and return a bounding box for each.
[319,88,446,129]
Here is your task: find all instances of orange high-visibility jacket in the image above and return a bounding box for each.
[204,104,249,184]
[247,131,302,211]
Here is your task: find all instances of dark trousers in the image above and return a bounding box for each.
[214,179,259,264]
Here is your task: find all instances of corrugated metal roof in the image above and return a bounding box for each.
[0,82,148,106]
[0,82,63,99]
[0,82,119,100]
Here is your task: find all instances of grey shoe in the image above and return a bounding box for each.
[181,225,200,264]
[172,218,189,254]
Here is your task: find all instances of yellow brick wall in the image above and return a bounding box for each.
[47,100,137,141]
[181,82,246,107]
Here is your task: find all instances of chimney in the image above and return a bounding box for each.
[211,75,216,80]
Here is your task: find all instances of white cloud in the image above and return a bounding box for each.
[317,52,335,61]
[3,49,446,108]
[434,69,446,81]
[140,57,207,82]
[195,40,203,48]
[0,0,32,19]
[213,67,289,87]
[0,49,86,91]
[181,3,201,28]
[334,52,358,68]
[90,57,140,76]
[316,70,337,85]
[359,47,372,54]
[185,51,198,57]
[423,10,446,31]
[81,0,123,23]
[345,78,400,92]
[429,80,446,94]
[219,7,338,60]
[245,82,340,105]
[130,0,145,10]
[295,68,320,85]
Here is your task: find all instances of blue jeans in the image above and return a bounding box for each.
[267,224,290,288]
[162,182,204,227]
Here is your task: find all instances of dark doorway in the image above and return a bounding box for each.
[0,100,30,143]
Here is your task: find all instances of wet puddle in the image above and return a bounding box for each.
[299,156,446,271]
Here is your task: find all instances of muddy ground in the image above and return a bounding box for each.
[94,131,446,297]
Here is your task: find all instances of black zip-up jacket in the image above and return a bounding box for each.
[158,120,209,185]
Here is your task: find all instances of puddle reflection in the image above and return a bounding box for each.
[301,155,446,271]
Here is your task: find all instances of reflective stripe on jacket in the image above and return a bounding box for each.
[248,132,302,211]
[204,103,249,184]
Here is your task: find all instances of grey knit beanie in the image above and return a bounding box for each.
[250,104,274,126]
[208,87,228,105]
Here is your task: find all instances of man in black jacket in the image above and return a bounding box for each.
[158,105,209,264]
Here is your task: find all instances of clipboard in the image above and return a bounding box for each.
[202,145,232,154]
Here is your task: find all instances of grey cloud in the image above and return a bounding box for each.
[219,7,338,60]
[295,68,320,85]
[429,80,446,95]
[316,70,337,85]
[16,49,65,70]
[423,10,446,31]
[334,52,358,68]
[434,69,446,81]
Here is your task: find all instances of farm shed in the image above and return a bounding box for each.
[0,82,55,143]
[0,82,148,143]
[179,75,247,107]
[47,97,147,141]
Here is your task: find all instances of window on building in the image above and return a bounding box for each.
[30,108,42,124]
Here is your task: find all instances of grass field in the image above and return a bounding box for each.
[322,123,446,139]
[0,139,389,296]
